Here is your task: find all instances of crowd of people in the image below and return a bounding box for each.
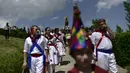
[21,3,118,73]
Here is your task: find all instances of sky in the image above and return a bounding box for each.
[0,0,129,31]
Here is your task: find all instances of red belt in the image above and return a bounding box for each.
[48,44,55,46]
[31,54,42,57]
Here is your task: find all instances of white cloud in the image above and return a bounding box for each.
[0,0,65,28]
[0,19,8,28]
[96,0,127,12]
[51,16,59,20]
[0,18,17,28]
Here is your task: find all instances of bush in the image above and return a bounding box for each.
[0,28,28,39]
[10,29,28,39]
[0,28,4,35]
[113,32,130,67]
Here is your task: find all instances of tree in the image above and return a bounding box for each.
[116,25,123,33]
[92,19,99,25]
[91,19,99,29]
[123,1,130,31]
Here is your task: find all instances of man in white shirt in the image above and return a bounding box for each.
[22,25,48,73]
[90,19,118,73]
[4,22,10,40]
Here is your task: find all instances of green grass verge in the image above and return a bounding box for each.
[0,35,29,73]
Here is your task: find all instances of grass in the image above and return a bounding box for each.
[0,35,29,73]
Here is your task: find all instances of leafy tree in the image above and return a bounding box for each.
[113,32,130,67]
[91,19,99,29]
[123,1,130,31]
[92,19,99,25]
[116,25,123,33]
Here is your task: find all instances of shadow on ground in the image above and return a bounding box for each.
[61,61,70,65]
[56,71,65,73]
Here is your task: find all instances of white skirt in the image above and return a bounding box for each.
[48,46,58,65]
[56,42,66,56]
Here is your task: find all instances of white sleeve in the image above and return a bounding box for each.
[43,37,48,50]
[23,39,29,53]
[89,32,96,45]
[4,26,6,30]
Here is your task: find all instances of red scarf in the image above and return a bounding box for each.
[30,35,41,43]
[95,30,104,34]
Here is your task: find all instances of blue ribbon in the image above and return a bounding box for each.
[27,39,46,69]
[97,49,113,54]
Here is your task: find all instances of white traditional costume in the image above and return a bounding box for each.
[55,32,66,65]
[46,33,58,73]
[90,31,118,73]
[24,35,47,73]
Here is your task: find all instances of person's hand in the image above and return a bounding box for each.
[22,62,27,69]
[92,54,96,60]
[102,24,107,29]
[46,59,49,63]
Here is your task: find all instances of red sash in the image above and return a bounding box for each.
[55,33,63,44]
